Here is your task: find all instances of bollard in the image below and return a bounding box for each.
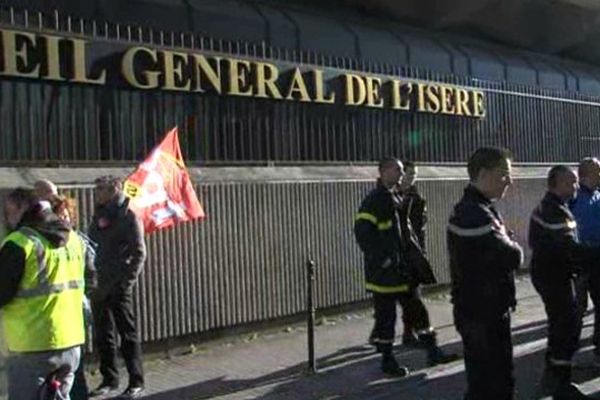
[306,258,317,374]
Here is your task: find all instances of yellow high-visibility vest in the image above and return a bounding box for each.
[1,227,85,352]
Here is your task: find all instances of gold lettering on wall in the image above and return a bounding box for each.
[313,70,335,104]
[0,28,487,118]
[255,62,282,99]
[70,38,106,84]
[391,80,412,111]
[192,55,222,93]
[0,29,40,78]
[344,74,366,106]
[41,34,64,81]
[455,89,471,116]
[473,91,486,118]
[440,86,456,115]
[162,50,191,91]
[227,58,253,97]
[122,46,160,89]
[286,68,311,102]
[365,76,384,108]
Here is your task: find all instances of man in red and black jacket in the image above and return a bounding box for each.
[447,147,523,400]
[355,158,455,376]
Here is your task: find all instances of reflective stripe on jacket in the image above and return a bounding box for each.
[447,185,523,320]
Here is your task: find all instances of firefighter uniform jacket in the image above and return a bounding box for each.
[529,192,592,282]
[447,185,523,320]
[354,181,435,294]
[403,185,428,253]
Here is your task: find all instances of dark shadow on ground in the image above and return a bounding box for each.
[123,317,600,400]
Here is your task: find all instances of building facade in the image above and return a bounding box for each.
[0,0,596,344]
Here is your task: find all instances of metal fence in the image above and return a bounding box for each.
[57,175,543,343]
[0,6,599,165]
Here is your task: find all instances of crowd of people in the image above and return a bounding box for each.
[0,177,146,400]
[355,148,600,400]
[3,148,600,399]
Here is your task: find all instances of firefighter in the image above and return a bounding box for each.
[355,158,456,376]
[397,160,427,346]
[367,160,426,347]
[529,165,593,399]
[447,147,523,399]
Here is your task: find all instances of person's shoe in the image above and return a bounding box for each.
[381,355,409,377]
[118,385,145,399]
[554,382,592,399]
[427,347,461,367]
[402,333,420,348]
[89,381,119,397]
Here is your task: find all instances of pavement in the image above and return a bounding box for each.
[3,275,600,399]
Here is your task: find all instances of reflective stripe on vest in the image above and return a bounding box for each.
[15,227,84,299]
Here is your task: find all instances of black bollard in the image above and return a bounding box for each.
[306,258,317,373]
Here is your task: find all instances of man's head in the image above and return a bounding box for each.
[94,175,123,206]
[4,188,37,231]
[578,157,600,190]
[33,179,58,201]
[400,160,417,191]
[548,165,578,201]
[378,158,404,189]
[468,147,513,201]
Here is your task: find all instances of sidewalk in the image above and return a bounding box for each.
[83,275,600,400]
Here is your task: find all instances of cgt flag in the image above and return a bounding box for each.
[124,127,205,234]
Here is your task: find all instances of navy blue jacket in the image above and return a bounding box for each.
[447,185,523,320]
[529,192,593,283]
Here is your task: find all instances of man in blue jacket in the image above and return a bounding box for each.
[570,157,600,366]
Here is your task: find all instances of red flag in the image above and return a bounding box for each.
[124,127,205,234]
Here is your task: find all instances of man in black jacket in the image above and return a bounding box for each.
[355,158,455,376]
[88,176,147,399]
[398,160,427,346]
[529,166,593,399]
[447,147,523,400]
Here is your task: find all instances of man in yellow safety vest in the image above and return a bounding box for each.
[0,187,86,400]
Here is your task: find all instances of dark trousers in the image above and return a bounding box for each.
[372,290,431,352]
[455,311,514,400]
[532,275,579,362]
[575,271,600,353]
[70,347,89,400]
[92,287,144,387]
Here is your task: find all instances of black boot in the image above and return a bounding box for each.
[381,354,410,377]
[419,331,460,366]
[542,363,592,399]
[379,343,409,377]
[554,382,592,400]
[402,332,419,348]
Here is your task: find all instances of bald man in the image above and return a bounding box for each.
[530,166,593,399]
[570,157,600,366]
[34,180,58,201]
